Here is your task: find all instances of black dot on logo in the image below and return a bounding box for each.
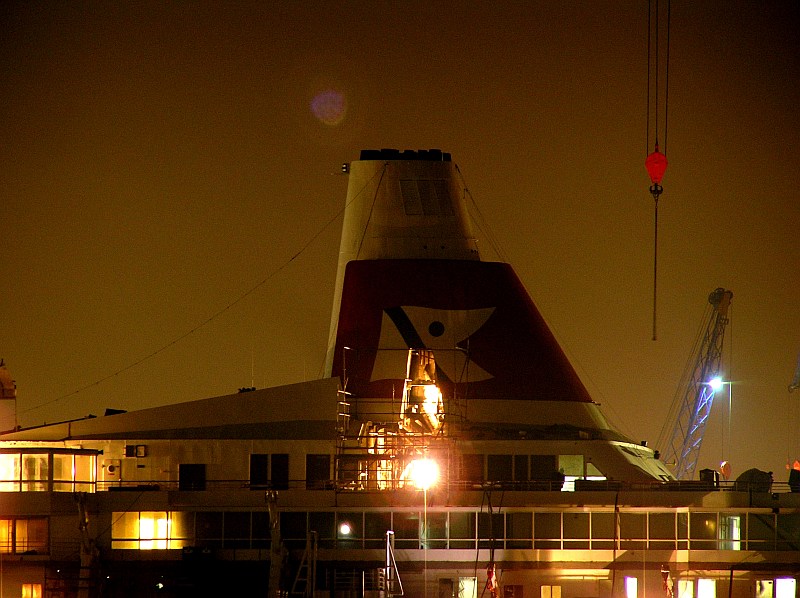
[428,321,445,337]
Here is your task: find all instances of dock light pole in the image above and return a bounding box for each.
[708,376,733,474]
[409,457,439,598]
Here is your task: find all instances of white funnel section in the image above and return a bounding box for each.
[325,150,479,375]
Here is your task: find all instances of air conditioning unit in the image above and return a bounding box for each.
[103,459,121,481]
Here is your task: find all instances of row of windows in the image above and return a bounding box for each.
[0,452,96,492]
[239,453,598,491]
[110,509,800,552]
[462,454,601,483]
[181,454,332,491]
[0,450,599,492]
[625,576,796,598]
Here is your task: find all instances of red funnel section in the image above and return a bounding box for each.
[331,259,593,403]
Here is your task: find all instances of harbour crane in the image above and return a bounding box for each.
[659,288,733,480]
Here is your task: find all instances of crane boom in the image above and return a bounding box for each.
[662,288,733,480]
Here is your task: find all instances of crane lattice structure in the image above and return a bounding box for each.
[662,288,733,480]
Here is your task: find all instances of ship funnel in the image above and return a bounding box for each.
[324,150,593,406]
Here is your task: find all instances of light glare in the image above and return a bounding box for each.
[408,458,439,490]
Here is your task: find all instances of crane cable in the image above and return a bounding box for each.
[647,0,671,341]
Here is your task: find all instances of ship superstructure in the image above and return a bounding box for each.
[0,151,798,598]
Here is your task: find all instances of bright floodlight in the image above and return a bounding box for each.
[708,376,724,391]
[339,522,352,536]
[409,458,439,490]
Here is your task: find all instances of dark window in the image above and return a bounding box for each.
[449,512,475,549]
[776,513,800,551]
[224,512,251,549]
[649,512,676,549]
[514,455,529,482]
[364,512,392,549]
[487,455,513,482]
[424,512,447,549]
[271,454,289,490]
[179,464,206,491]
[478,512,504,549]
[748,513,776,550]
[306,454,331,489]
[196,512,223,548]
[280,512,307,550]
[252,512,271,549]
[530,455,558,479]
[563,513,589,549]
[250,454,270,488]
[393,511,420,549]
[439,579,455,598]
[619,513,646,549]
[534,512,561,549]
[336,454,361,485]
[462,454,484,482]
[591,512,615,549]
[506,512,532,549]
[310,512,336,548]
[689,512,718,550]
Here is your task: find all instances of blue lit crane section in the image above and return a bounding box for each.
[661,288,733,480]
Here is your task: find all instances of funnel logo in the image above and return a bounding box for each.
[371,306,495,383]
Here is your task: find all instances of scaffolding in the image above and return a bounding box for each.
[335,349,462,491]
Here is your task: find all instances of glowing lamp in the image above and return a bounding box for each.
[423,384,440,402]
[645,144,668,185]
[339,522,352,536]
[408,458,439,490]
[708,376,724,392]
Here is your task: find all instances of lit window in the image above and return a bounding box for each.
[53,454,96,492]
[720,515,741,550]
[458,576,478,598]
[756,580,774,598]
[22,455,48,491]
[0,451,97,493]
[678,579,695,598]
[0,454,20,491]
[16,518,48,553]
[0,519,11,553]
[625,576,638,598]
[542,586,562,598]
[776,578,796,598]
[111,512,189,550]
[0,518,48,554]
[698,578,716,598]
[22,584,42,598]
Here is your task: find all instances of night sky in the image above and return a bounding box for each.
[2,2,798,481]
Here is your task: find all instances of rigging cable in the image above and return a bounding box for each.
[24,166,387,417]
[455,164,508,263]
